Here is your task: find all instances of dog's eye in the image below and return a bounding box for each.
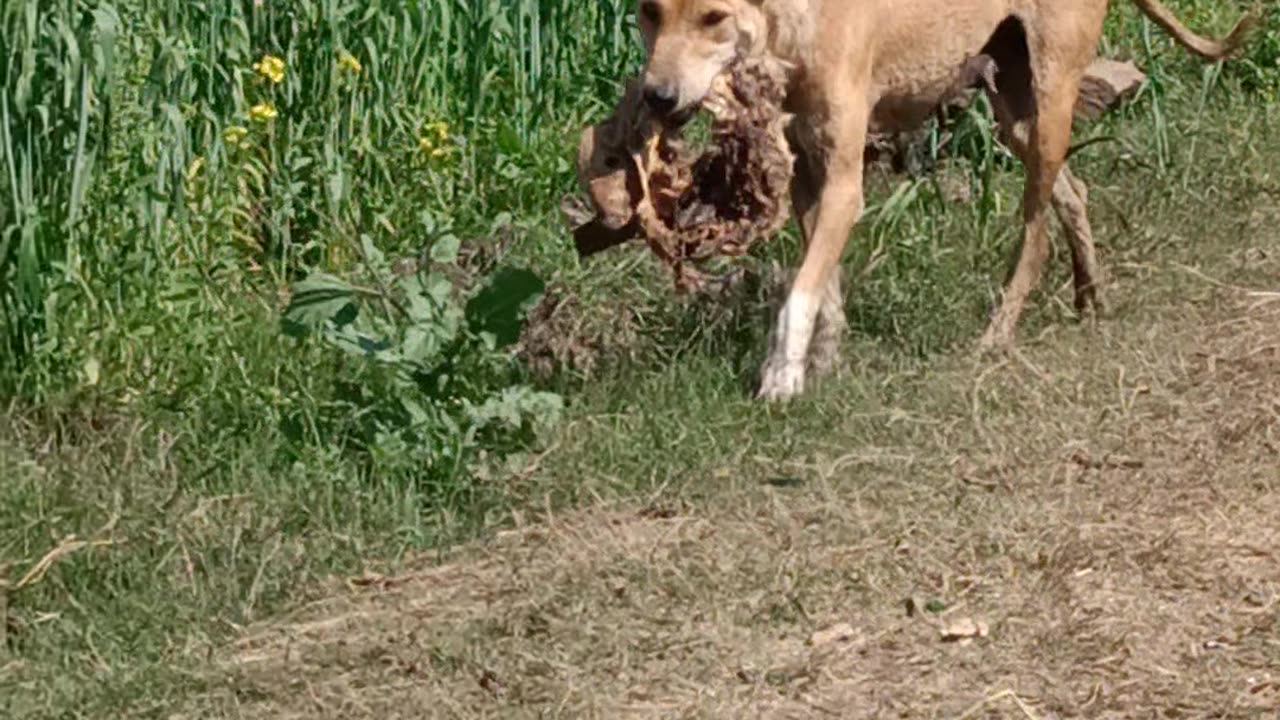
[701,10,728,27]
[640,2,661,25]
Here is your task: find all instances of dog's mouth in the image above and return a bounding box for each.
[660,105,699,131]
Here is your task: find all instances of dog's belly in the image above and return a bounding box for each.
[865,0,1012,134]
[869,77,974,134]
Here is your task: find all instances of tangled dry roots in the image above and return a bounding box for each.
[576,57,795,292]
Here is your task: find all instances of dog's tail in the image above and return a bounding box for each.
[1130,0,1257,62]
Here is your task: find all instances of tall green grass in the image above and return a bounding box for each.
[2,3,646,710]
[0,0,654,529]
[1,0,640,387]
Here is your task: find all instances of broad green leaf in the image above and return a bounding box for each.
[465,266,545,349]
[400,397,433,428]
[326,325,397,360]
[402,324,443,365]
[426,275,454,304]
[466,386,563,431]
[489,212,513,234]
[360,235,385,267]
[282,273,357,338]
[430,234,460,264]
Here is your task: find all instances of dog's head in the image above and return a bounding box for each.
[637,0,767,127]
[576,79,648,229]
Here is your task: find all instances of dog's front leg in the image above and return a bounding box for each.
[758,107,868,401]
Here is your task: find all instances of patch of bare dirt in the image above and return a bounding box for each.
[182,285,1280,719]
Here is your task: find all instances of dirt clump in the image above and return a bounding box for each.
[514,284,637,381]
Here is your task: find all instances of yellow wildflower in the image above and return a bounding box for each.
[419,137,451,160]
[418,121,454,160]
[424,120,449,143]
[338,50,362,75]
[252,54,287,84]
[223,125,249,147]
[249,103,278,122]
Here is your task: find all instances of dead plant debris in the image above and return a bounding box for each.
[571,56,795,292]
[514,283,637,381]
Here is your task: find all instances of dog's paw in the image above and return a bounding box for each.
[807,310,847,379]
[979,300,1023,353]
[757,360,806,402]
[806,337,843,379]
[1074,284,1104,319]
[977,322,1015,355]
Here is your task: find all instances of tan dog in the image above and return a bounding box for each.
[631,0,1253,400]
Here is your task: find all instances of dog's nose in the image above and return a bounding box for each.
[644,85,678,115]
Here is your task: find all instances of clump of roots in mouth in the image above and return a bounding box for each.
[569,56,796,292]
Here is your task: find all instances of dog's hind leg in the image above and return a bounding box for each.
[981,79,1084,348]
[808,270,847,378]
[978,10,1104,348]
[1051,164,1102,314]
[759,104,868,400]
[993,118,1102,318]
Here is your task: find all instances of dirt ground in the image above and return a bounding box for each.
[182,248,1280,718]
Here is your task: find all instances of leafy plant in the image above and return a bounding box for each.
[1229,5,1280,99]
[281,225,561,482]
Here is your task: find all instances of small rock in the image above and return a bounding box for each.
[478,669,505,697]
[1075,58,1147,120]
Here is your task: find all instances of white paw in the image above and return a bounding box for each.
[757,359,806,401]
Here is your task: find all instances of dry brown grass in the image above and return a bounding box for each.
[175,246,1280,719]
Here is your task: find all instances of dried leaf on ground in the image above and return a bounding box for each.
[809,622,859,648]
[941,617,990,643]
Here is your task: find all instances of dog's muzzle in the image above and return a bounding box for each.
[643,84,699,129]
[643,84,679,115]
